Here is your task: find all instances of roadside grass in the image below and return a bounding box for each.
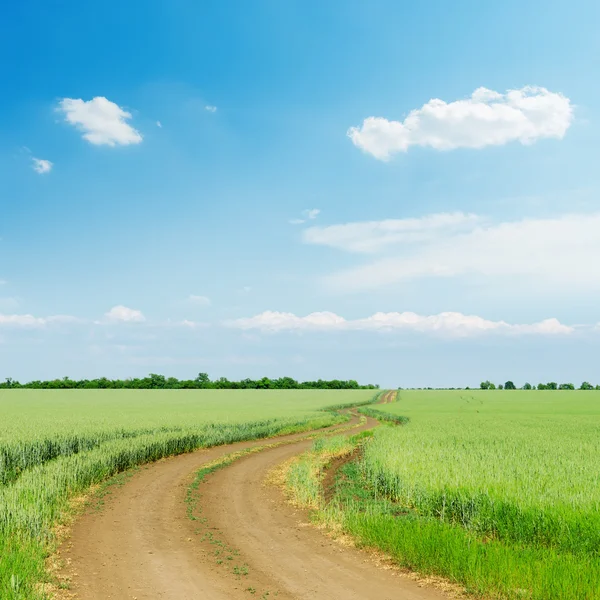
[0,389,377,600]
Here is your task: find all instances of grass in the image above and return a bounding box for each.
[283,391,600,600]
[0,388,377,599]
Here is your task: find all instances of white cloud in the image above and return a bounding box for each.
[0,280,6,285]
[105,305,145,323]
[57,97,143,146]
[348,86,573,160]
[0,314,81,327]
[188,295,211,306]
[32,158,53,174]
[156,120,162,128]
[226,310,573,337]
[289,208,321,225]
[317,212,600,292]
[304,212,481,253]
[205,105,217,113]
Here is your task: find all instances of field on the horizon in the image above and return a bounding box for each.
[0,388,376,599]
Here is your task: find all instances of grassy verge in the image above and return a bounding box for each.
[281,429,600,600]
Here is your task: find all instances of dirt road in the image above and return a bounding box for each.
[59,405,446,600]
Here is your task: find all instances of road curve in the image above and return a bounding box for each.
[58,404,447,600]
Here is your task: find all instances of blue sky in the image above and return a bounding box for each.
[2,0,600,387]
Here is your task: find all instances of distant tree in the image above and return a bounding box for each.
[523,382,532,390]
[558,383,575,390]
[580,381,594,390]
[546,382,558,390]
[504,381,516,390]
[194,372,211,388]
[498,384,504,390]
[488,382,496,390]
[480,380,492,390]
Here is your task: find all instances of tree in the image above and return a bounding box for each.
[546,382,558,390]
[498,383,504,390]
[523,382,532,390]
[194,372,211,388]
[480,380,492,390]
[504,381,516,390]
[580,381,594,390]
[488,382,496,390]
[558,383,575,390]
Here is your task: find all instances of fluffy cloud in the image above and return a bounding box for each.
[226,310,573,337]
[105,305,145,323]
[0,314,81,327]
[316,212,600,292]
[304,212,480,253]
[31,158,53,174]
[188,295,211,306]
[348,86,573,160]
[57,97,143,146]
[205,105,217,113]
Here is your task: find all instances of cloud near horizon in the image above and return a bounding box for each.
[348,86,573,160]
[0,314,82,327]
[226,310,573,337]
[57,97,143,146]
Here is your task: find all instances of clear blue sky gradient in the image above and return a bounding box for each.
[2,0,600,386]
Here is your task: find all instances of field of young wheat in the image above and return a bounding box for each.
[284,391,600,600]
[0,389,376,599]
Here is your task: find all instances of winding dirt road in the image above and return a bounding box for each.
[58,403,447,600]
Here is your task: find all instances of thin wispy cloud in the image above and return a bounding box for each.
[289,208,321,225]
[349,86,573,160]
[303,212,480,253]
[309,211,600,293]
[188,295,211,306]
[205,105,217,113]
[57,97,143,146]
[31,157,53,174]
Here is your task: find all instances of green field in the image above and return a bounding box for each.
[291,391,600,600]
[0,389,376,599]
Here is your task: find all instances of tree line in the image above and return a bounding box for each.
[479,380,599,390]
[0,373,379,390]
